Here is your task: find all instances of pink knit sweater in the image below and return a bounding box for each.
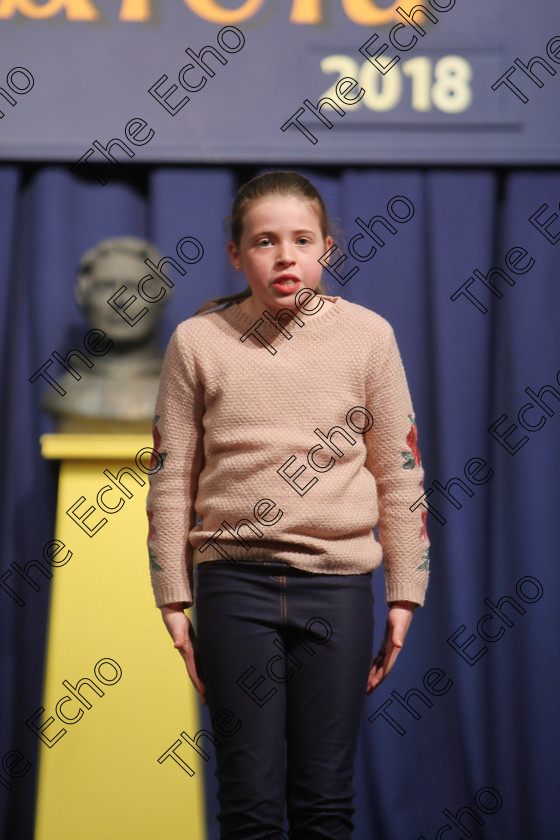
[146,294,429,609]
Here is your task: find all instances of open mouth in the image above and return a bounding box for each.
[272,276,300,292]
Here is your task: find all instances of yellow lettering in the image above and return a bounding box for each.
[342,0,405,26]
[289,0,321,23]
[0,0,425,25]
[185,0,264,23]
[119,0,149,20]
[291,0,420,25]
[182,0,264,24]
[0,0,99,18]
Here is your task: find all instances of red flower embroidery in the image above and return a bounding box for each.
[406,422,421,467]
[420,510,428,541]
[402,415,422,470]
[147,509,156,542]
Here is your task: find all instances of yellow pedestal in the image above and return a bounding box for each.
[34,434,206,840]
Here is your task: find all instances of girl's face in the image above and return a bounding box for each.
[228,196,333,317]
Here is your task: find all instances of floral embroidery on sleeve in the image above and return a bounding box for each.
[401,414,422,469]
[151,415,167,471]
[417,510,430,572]
[147,417,166,572]
[147,510,163,572]
[401,414,430,572]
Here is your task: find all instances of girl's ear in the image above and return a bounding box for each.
[324,235,333,251]
[227,241,242,271]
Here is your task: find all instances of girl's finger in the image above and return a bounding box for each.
[176,642,207,704]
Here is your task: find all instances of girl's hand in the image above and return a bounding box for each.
[160,603,207,705]
[366,601,417,694]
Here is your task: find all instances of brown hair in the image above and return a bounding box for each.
[194,171,336,316]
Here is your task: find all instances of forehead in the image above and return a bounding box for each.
[242,196,321,232]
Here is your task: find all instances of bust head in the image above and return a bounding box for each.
[42,236,169,431]
[75,236,169,345]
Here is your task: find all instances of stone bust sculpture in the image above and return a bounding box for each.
[42,236,169,433]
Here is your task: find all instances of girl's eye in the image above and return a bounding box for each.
[297,238,310,245]
[258,238,271,247]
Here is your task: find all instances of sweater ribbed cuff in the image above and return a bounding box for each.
[154,584,193,610]
[385,582,427,608]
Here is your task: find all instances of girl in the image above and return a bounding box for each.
[146,171,429,840]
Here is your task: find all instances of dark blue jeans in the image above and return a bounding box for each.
[195,559,374,840]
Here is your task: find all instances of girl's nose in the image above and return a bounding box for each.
[277,243,296,264]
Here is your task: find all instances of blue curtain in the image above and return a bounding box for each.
[1,162,559,840]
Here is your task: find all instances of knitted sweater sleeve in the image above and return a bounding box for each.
[364,322,430,607]
[146,324,205,609]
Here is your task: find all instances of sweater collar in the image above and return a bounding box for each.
[218,295,345,337]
